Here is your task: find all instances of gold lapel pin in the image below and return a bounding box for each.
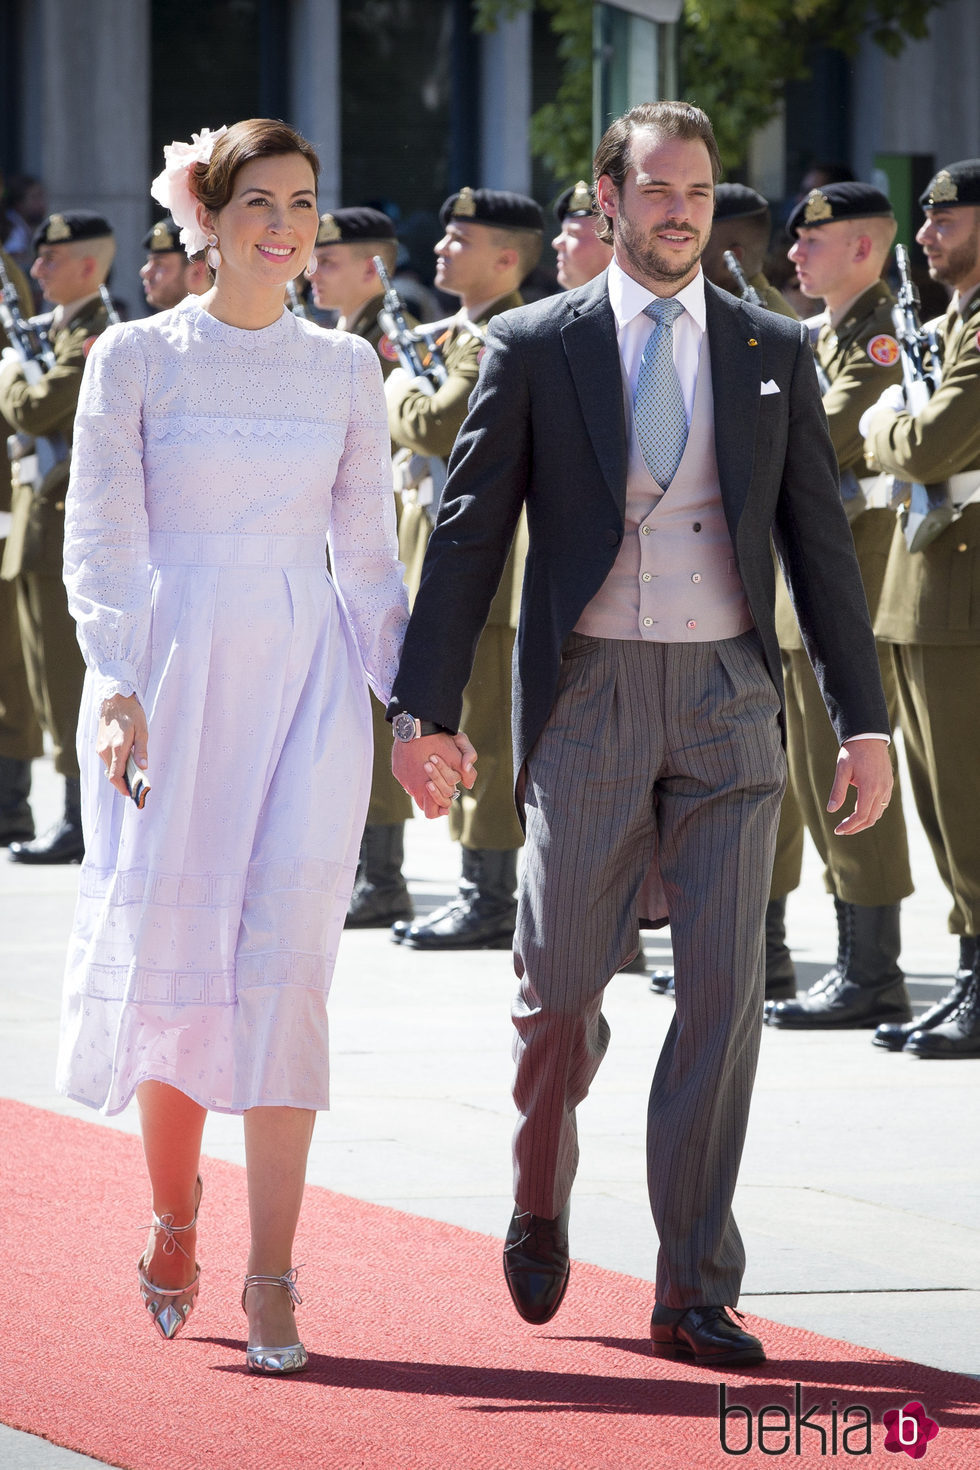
[747,338,758,347]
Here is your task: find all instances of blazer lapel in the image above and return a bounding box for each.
[560,278,628,516]
[705,282,763,534]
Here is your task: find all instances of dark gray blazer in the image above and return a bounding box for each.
[389,272,889,780]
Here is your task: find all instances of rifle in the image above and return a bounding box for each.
[373,255,448,396]
[285,279,309,319]
[0,253,55,378]
[99,284,121,326]
[723,250,762,307]
[889,243,954,551]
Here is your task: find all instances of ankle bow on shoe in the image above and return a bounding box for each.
[137,1175,203,1341]
[241,1266,309,1374]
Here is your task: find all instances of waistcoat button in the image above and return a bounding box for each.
[643,617,654,627]
[691,572,701,583]
[686,619,697,629]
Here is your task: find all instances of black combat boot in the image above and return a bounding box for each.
[400,847,518,950]
[766,901,910,1028]
[904,938,980,1058]
[874,937,978,1051]
[344,824,413,928]
[763,895,796,1001]
[9,775,84,864]
[0,756,35,846]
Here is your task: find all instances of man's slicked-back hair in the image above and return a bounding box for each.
[593,101,722,245]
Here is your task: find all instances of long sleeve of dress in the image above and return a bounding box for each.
[63,324,151,705]
[328,334,409,702]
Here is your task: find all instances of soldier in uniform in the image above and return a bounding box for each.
[386,187,543,949]
[139,214,208,311]
[766,182,915,1029]
[0,246,43,843]
[0,211,115,862]
[308,206,417,928]
[700,184,798,319]
[861,159,980,1058]
[552,180,612,290]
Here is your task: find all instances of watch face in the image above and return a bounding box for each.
[392,712,417,742]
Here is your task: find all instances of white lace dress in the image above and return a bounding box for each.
[56,295,408,1115]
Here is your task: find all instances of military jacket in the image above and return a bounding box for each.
[387,289,526,628]
[347,292,407,381]
[777,280,902,651]
[0,250,34,518]
[0,294,109,579]
[386,290,523,460]
[750,273,798,319]
[871,288,980,645]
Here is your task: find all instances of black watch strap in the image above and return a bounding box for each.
[418,720,454,737]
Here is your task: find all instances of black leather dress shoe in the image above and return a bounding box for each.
[650,1304,765,1366]
[766,974,911,1029]
[502,1204,570,1324]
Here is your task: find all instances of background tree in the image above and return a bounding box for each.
[475,0,942,179]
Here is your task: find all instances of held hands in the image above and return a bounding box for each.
[827,739,894,836]
[97,693,148,798]
[392,731,478,820]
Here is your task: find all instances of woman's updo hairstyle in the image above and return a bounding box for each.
[191,118,320,219]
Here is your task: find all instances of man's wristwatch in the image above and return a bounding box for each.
[391,712,452,742]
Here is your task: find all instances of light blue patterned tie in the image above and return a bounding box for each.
[634,297,688,486]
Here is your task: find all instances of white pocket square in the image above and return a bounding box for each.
[760,379,780,395]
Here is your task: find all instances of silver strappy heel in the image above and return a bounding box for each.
[241,1266,308,1374]
[137,1175,203,1340]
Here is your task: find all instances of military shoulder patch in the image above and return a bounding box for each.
[867,334,899,367]
[378,335,399,363]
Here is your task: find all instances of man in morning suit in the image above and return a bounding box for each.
[388,102,893,1367]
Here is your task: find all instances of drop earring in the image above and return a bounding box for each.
[304,255,318,279]
[206,234,222,271]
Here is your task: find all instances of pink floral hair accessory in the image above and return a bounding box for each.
[150,126,228,257]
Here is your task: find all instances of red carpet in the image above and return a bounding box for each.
[1,1099,976,1469]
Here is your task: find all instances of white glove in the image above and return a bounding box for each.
[859,382,905,439]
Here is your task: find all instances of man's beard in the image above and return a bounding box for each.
[617,208,703,283]
[929,220,980,288]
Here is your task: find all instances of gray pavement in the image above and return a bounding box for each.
[2,742,978,1466]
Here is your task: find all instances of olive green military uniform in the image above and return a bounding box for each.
[349,291,414,828]
[771,282,913,906]
[868,287,980,936]
[749,272,798,320]
[0,293,109,778]
[0,251,43,767]
[387,289,526,852]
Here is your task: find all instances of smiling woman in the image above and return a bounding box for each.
[56,117,421,1378]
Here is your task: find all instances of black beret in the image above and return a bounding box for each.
[920,160,980,209]
[439,187,543,233]
[713,184,770,222]
[34,210,114,249]
[315,207,397,247]
[787,181,894,236]
[554,181,595,224]
[142,216,181,253]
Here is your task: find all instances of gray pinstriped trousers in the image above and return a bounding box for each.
[512,630,785,1309]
